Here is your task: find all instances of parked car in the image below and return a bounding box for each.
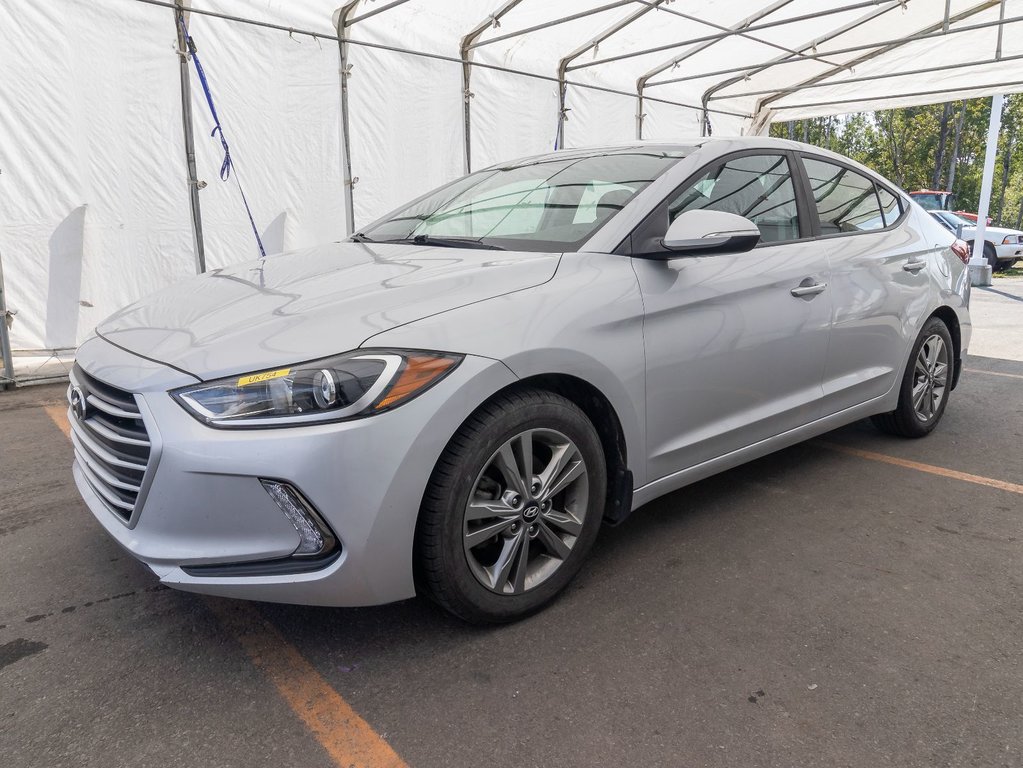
[909,189,990,225]
[69,138,972,623]
[928,210,1022,271]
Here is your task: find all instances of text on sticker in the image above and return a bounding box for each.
[237,368,291,387]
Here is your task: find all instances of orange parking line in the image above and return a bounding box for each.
[207,600,407,768]
[44,404,70,438]
[818,441,1023,496]
[964,368,1023,380]
[44,399,407,767]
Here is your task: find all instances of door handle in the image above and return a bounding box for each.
[790,282,827,297]
[902,260,926,273]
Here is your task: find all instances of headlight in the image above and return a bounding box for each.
[1003,235,1021,245]
[173,349,462,427]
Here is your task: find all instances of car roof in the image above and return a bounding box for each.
[485,136,875,172]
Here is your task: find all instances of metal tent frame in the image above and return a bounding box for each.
[2,0,1019,386]
[138,0,1017,252]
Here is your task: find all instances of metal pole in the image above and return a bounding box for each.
[747,1,998,115]
[969,94,1003,287]
[571,0,895,72]
[557,0,665,149]
[0,245,15,390]
[0,164,10,390]
[648,11,1021,90]
[344,0,413,27]
[636,0,796,139]
[749,79,1023,113]
[335,1,361,236]
[996,0,1006,60]
[136,0,744,119]
[460,1,525,175]
[700,0,908,126]
[468,0,635,51]
[636,90,644,140]
[713,52,1023,101]
[174,1,207,274]
[638,0,839,65]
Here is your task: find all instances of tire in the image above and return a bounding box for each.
[871,317,954,438]
[984,242,998,270]
[415,388,606,624]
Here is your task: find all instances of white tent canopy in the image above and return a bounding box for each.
[1,0,1020,354]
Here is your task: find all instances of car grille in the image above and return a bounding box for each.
[68,364,151,523]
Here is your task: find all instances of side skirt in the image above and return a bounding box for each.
[631,394,890,510]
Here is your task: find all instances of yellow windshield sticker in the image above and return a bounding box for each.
[237,368,291,387]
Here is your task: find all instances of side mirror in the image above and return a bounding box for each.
[660,209,761,256]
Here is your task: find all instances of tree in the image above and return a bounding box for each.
[770,96,1010,221]
[933,102,952,189]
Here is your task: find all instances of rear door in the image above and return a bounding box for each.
[797,155,932,415]
[627,151,832,481]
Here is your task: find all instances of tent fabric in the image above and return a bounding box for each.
[1,0,1020,352]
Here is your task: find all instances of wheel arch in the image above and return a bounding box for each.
[425,373,633,530]
[930,305,963,390]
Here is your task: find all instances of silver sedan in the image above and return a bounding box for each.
[69,137,971,623]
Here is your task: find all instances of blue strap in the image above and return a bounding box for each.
[179,18,267,260]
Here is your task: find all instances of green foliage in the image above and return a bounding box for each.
[770,96,1023,228]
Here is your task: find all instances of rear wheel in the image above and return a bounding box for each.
[871,317,954,438]
[416,389,606,624]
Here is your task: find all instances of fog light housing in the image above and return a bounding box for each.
[260,480,337,558]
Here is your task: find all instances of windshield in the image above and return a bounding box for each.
[913,194,943,211]
[937,211,970,227]
[357,150,689,252]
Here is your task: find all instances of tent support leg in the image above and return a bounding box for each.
[636,89,644,140]
[969,93,1003,287]
[174,2,207,274]
[0,246,15,390]
[336,2,361,236]
[461,60,474,175]
[556,75,568,149]
[460,2,526,173]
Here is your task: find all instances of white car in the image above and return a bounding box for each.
[68,138,972,623]
[929,210,1022,271]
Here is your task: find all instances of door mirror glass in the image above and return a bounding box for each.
[660,209,761,256]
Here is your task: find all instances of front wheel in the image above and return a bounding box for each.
[871,317,954,438]
[415,389,606,624]
[984,242,998,270]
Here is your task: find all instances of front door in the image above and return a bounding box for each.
[629,152,832,481]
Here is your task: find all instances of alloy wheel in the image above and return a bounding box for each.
[912,334,949,422]
[463,428,589,595]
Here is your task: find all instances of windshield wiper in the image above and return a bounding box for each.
[351,232,375,243]
[388,234,506,250]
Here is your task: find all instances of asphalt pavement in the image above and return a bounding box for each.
[2,283,1022,768]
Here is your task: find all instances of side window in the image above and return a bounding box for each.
[667,154,800,243]
[802,157,884,234]
[876,185,902,227]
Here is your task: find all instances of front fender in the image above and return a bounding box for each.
[362,252,650,486]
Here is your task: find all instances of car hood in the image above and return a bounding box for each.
[954,223,1019,239]
[980,225,1021,239]
[98,242,560,380]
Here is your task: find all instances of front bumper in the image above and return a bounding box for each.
[994,243,1022,261]
[72,336,516,606]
